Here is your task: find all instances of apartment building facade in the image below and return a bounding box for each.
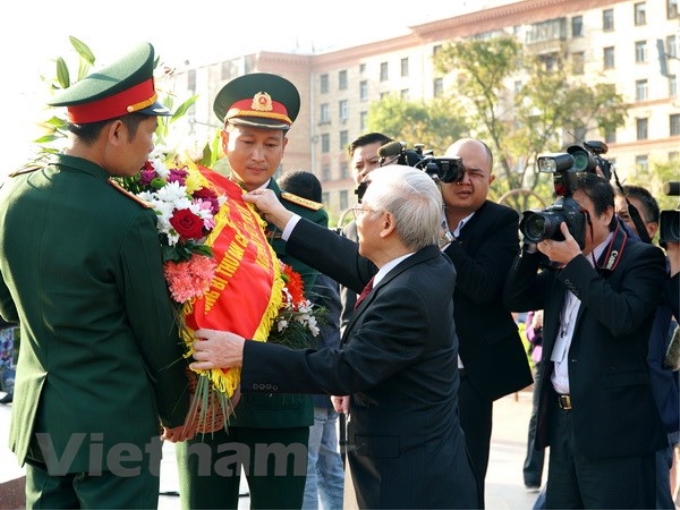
[169,0,679,218]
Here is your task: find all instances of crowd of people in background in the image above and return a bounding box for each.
[0,41,678,510]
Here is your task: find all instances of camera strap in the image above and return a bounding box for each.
[594,222,629,272]
[611,169,651,244]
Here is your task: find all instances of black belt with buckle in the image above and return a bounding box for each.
[557,394,572,410]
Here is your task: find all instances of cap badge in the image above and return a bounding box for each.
[251,92,273,112]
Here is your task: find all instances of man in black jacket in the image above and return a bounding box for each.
[440,138,532,505]
[504,173,666,508]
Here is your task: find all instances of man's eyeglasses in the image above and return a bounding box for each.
[351,206,379,220]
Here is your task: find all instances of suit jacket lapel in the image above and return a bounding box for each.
[341,246,441,344]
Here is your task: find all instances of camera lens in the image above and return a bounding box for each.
[571,151,590,172]
[521,212,564,243]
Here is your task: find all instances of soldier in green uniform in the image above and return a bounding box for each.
[176,73,328,509]
[0,42,192,509]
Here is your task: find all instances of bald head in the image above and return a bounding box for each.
[445,138,493,172]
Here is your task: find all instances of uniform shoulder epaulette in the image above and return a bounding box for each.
[280,192,324,211]
[108,179,151,208]
[8,165,42,178]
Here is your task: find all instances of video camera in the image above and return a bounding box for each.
[377,141,466,183]
[566,140,614,181]
[519,152,587,249]
[355,141,466,202]
[659,181,680,248]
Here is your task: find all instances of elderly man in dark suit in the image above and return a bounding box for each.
[504,172,667,508]
[440,138,533,503]
[190,165,479,509]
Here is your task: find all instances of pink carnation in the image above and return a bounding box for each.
[164,255,217,303]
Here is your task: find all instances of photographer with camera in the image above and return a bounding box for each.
[614,184,679,509]
[439,138,532,506]
[504,169,667,508]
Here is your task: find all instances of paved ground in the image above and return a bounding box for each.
[0,389,545,509]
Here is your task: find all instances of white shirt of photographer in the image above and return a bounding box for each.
[550,232,613,395]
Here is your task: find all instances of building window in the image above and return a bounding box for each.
[339,100,349,122]
[380,91,390,100]
[671,114,680,136]
[360,80,368,101]
[320,74,329,94]
[572,52,585,74]
[360,111,367,131]
[221,61,237,80]
[322,191,329,204]
[670,151,679,161]
[571,16,583,37]
[339,130,349,151]
[339,70,348,91]
[400,89,410,100]
[669,0,678,18]
[635,79,648,101]
[380,62,389,82]
[321,134,330,153]
[340,161,349,180]
[401,58,409,77]
[668,35,678,59]
[321,164,330,181]
[433,44,443,55]
[433,78,443,98]
[359,63,366,73]
[635,155,649,173]
[635,41,647,63]
[339,190,349,211]
[670,74,678,97]
[603,47,615,69]
[604,128,617,144]
[603,9,614,31]
[320,103,330,124]
[634,2,647,25]
[636,118,648,140]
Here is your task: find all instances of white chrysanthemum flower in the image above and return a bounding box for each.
[155,181,189,204]
[277,320,289,332]
[149,158,171,179]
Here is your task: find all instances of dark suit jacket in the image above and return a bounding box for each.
[504,234,667,458]
[229,178,328,429]
[241,219,478,509]
[0,154,190,472]
[443,200,532,401]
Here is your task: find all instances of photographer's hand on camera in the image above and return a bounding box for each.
[536,223,582,266]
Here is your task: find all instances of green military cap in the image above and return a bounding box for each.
[48,42,170,124]
[213,73,300,130]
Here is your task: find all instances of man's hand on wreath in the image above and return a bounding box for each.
[191,328,246,370]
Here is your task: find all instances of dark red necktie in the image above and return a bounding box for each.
[354,277,375,310]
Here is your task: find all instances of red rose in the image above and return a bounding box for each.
[170,209,205,240]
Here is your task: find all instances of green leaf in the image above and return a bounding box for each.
[56,57,70,89]
[69,36,95,65]
[171,96,198,121]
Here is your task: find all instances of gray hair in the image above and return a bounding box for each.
[364,165,442,250]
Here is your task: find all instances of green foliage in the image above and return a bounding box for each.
[426,35,630,212]
[367,95,469,155]
[625,160,680,212]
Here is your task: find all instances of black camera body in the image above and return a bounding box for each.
[566,140,614,181]
[659,181,680,248]
[519,152,587,249]
[377,141,466,184]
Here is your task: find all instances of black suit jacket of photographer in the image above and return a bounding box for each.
[443,200,532,401]
[503,233,667,458]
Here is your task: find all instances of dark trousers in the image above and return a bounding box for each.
[459,374,492,507]
[176,426,309,509]
[523,363,545,487]
[25,458,159,509]
[545,403,656,509]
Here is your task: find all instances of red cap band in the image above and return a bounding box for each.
[67,79,158,123]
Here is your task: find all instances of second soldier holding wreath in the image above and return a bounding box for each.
[175,73,328,510]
